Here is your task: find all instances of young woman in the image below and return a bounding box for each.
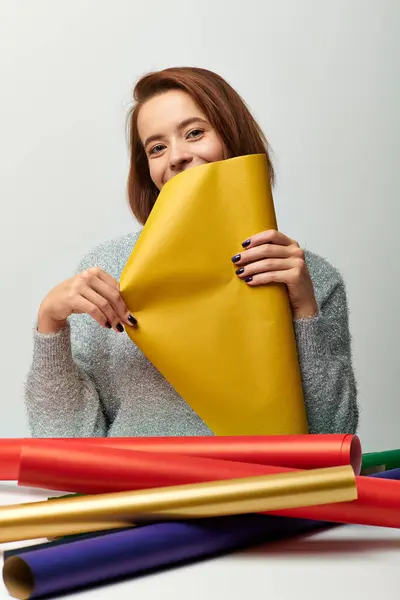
[24,67,359,437]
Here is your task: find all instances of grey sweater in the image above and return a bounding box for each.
[24,231,359,438]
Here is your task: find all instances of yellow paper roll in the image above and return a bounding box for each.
[119,154,308,435]
[0,466,356,542]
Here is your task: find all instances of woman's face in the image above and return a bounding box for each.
[137,89,225,190]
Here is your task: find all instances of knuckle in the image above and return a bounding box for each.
[293,266,303,280]
[88,305,99,318]
[65,290,76,305]
[116,296,126,311]
[72,279,85,296]
[293,246,305,260]
[80,266,100,282]
[98,298,109,311]
[297,257,306,271]
[73,276,84,289]
[79,270,92,283]
[262,258,271,269]
[110,289,121,304]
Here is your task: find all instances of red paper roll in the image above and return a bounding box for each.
[0,439,21,480]
[0,433,362,480]
[18,440,400,529]
[18,441,290,493]
[75,434,362,473]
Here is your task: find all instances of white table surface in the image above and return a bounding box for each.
[1,482,400,600]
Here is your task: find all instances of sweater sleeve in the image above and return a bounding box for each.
[293,271,359,434]
[24,262,109,438]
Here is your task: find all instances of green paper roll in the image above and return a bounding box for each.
[361,449,400,473]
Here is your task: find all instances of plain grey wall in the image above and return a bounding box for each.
[0,0,398,451]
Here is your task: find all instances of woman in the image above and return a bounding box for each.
[24,67,359,437]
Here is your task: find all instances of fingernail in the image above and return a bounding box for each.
[231,254,241,263]
[116,323,124,332]
[127,314,137,326]
[236,268,244,275]
[105,321,112,329]
[245,276,253,283]
[242,239,251,248]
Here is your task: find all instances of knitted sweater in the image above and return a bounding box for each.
[24,230,359,437]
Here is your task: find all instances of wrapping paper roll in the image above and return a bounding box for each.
[369,468,400,480]
[1,465,355,543]
[3,528,132,560]
[17,443,400,529]
[0,439,21,480]
[0,434,362,481]
[17,440,360,494]
[2,513,330,600]
[7,468,400,562]
[361,449,400,473]
[118,154,308,435]
[4,469,400,600]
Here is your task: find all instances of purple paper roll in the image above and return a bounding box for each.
[3,513,328,599]
[369,468,400,480]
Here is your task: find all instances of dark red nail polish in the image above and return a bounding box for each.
[236,268,244,275]
[116,323,124,332]
[242,239,251,248]
[105,321,112,329]
[128,314,137,326]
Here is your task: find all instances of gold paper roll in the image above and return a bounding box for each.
[0,466,356,543]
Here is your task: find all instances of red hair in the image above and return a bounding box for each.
[126,66,274,224]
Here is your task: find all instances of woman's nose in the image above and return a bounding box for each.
[169,151,193,171]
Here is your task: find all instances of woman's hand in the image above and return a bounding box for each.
[37,266,137,334]
[232,230,318,320]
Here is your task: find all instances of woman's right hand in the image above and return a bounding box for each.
[37,266,137,334]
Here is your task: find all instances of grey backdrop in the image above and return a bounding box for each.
[0,0,398,451]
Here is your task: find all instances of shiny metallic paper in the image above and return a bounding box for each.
[0,466,356,542]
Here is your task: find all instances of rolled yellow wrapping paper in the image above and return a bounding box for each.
[0,466,357,543]
[119,154,309,435]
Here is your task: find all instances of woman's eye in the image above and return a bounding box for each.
[187,129,204,139]
[149,144,165,155]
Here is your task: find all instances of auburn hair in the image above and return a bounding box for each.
[126,66,274,224]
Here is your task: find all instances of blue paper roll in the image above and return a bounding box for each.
[369,468,400,479]
[3,513,327,599]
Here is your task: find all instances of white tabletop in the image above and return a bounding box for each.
[1,482,399,600]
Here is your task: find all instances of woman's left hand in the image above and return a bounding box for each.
[231,229,319,320]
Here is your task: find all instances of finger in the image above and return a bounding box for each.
[241,229,297,249]
[232,244,293,266]
[72,296,118,330]
[243,268,298,287]
[86,267,120,291]
[85,267,138,325]
[80,287,126,332]
[235,257,299,278]
[80,271,136,327]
